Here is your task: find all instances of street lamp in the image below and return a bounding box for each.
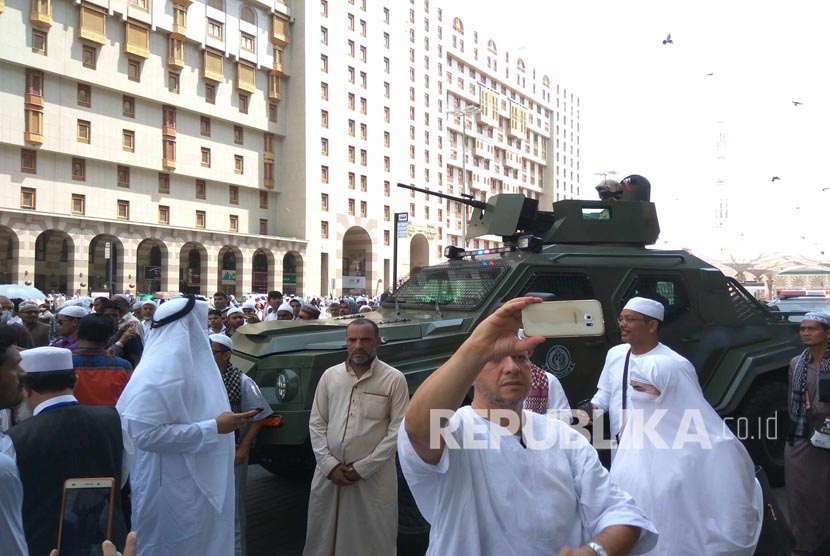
[447,105,482,244]
[593,170,618,181]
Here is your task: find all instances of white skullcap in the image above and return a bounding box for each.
[20,346,74,373]
[804,312,830,326]
[277,302,294,314]
[132,300,143,310]
[623,297,665,321]
[358,305,372,312]
[112,294,131,304]
[226,307,244,317]
[209,334,233,351]
[18,300,40,311]
[59,306,89,319]
[142,299,157,307]
[356,296,368,304]
[241,302,256,311]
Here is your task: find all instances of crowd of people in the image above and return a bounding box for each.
[0,287,827,555]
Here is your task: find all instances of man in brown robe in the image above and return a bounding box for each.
[304,319,409,556]
[786,311,830,555]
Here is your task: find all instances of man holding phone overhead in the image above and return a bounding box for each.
[8,346,129,556]
[117,296,258,556]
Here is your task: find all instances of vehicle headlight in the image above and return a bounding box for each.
[274,370,299,402]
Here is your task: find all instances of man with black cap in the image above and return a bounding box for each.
[591,297,697,448]
[8,346,129,556]
[72,314,132,406]
[117,296,258,556]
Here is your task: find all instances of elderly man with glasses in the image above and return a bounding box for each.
[590,297,698,452]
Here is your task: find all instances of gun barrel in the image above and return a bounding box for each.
[397,182,487,209]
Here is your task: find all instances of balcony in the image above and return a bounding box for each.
[30,0,52,28]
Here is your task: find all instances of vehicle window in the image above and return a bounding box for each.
[621,275,691,323]
[520,272,594,300]
[386,259,510,309]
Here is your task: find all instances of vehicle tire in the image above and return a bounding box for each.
[257,440,315,481]
[735,379,788,487]
[396,459,430,551]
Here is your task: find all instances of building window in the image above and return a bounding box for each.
[234,155,244,174]
[360,200,367,217]
[229,214,238,232]
[320,26,328,44]
[234,125,243,144]
[117,166,130,187]
[383,230,390,245]
[348,120,355,137]
[259,219,268,234]
[321,54,328,73]
[158,205,170,224]
[82,45,96,68]
[241,32,255,52]
[32,29,48,54]
[360,149,367,166]
[163,138,176,165]
[122,95,135,117]
[384,205,390,221]
[168,71,180,93]
[72,194,86,215]
[158,173,170,193]
[122,130,135,152]
[21,149,37,174]
[117,200,130,220]
[127,59,141,81]
[321,110,328,128]
[321,0,328,17]
[260,190,268,209]
[410,203,415,217]
[348,172,355,189]
[71,157,85,181]
[196,180,206,199]
[196,210,206,228]
[207,19,223,40]
[321,82,328,100]
[229,185,239,204]
[77,84,91,107]
[321,138,329,155]
[321,166,329,183]
[348,146,355,163]
[360,175,367,191]
[269,103,278,122]
[201,148,211,167]
[238,94,249,114]
[348,198,355,215]
[200,116,211,136]
[321,221,329,238]
[360,98,367,114]
[21,187,36,209]
[77,120,91,143]
[205,83,216,104]
[384,180,390,196]
[321,193,329,211]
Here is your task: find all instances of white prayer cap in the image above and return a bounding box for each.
[358,305,372,313]
[241,302,256,311]
[142,299,158,307]
[804,312,830,326]
[226,307,244,317]
[209,334,233,351]
[356,296,368,304]
[132,300,143,310]
[58,305,89,319]
[112,294,131,304]
[623,297,664,321]
[20,346,74,373]
[277,302,294,315]
[18,300,40,311]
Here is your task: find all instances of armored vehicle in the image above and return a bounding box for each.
[232,187,801,535]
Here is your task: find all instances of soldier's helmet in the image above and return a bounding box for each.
[619,174,651,202]
[595,179,623,201]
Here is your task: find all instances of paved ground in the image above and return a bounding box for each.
[244,464,787,556]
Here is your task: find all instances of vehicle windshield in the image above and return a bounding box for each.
[385,259,510,310]
[771,298,830,313]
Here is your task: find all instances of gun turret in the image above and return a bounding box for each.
[396,183,660,247]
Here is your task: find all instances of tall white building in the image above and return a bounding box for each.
[0,0,580,298]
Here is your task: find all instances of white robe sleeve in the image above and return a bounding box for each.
[591,353,614,411]
[308,371,341,478]
[546,372,571,413]
[125,418,219,454]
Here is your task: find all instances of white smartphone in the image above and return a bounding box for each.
[521,300,605,337]
[57,477,116,556]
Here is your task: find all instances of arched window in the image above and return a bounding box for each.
[453,17,463,33]
[517,58,525,73]
[240,5,255,24]
[543,75,550,87]
[488,39,497,54]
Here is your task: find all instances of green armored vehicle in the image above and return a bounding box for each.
[232,186,800,506]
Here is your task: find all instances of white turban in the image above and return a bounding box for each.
[209,334,233,351]
[59,306,89,319]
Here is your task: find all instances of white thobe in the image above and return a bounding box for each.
[123,418,235,556]
[304,359,409,556]
[0,433,26,556]
[398,406,659,556]
[591,342,698,443]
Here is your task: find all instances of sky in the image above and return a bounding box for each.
[449,0,830,264]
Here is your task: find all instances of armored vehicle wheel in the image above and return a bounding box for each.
[257,441,315,481]
[737,380,788,486]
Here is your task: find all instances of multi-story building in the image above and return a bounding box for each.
[0,0,580,299]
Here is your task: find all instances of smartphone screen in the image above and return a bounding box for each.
[58,479,115,556]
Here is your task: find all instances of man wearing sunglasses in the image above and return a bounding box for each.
[591,297,698,450]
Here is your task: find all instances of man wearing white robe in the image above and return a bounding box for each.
[400,297,658,556]
[304,318,409,556]
[116,296,259,556]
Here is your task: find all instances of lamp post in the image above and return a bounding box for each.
[447,105,481,245]
[593,170,618,182]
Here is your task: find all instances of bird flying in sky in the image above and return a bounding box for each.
[792,101,803,106]
[662,33,673,45]
[771,176,781,182]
